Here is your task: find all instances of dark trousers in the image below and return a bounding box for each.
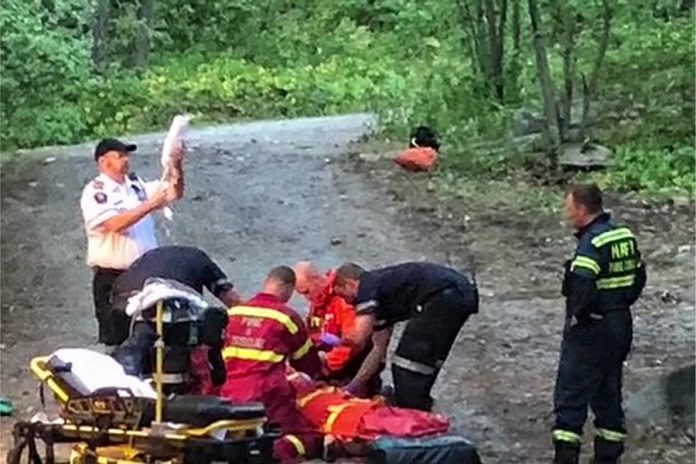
[553,311,633,462]
[92,267,128,345]
[392,287,474,411]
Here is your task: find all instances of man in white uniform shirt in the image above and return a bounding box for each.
[80,138,184,345]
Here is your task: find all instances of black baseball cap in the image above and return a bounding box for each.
[94,138,137,161]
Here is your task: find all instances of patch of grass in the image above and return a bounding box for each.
[433,171,563,216]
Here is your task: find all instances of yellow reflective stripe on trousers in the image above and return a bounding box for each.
[291,338,314,360]
[228,305,299,335]
[596,428,626,442]
[596,275,635,289]
[591,228,635,248]
[571,256,601,274]
[552,429,581,443]
[284,434,306,456]
[222,346,284,363]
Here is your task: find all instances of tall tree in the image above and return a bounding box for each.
[134,0,154,68]
[511,0,521,52]
[92,0,110,74]
[555,2,577,141]
[457,0,509,102]
[579,0,613,141]
[527,0,560,147]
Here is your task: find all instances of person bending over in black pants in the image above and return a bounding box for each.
[333,261,478,411]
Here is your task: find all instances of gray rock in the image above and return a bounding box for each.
[559,143,614,168]
[626,364,695,431]
[513,109,547,136]
[671,196,691,208]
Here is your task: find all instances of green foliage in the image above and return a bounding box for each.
[0,0,693,194]
[585,144,695,193]
[0,0,94,148]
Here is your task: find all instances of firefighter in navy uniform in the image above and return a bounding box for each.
[111,245,241,310]
[332,261,479,412]
[110,245,241,392]
[553,184,646,464]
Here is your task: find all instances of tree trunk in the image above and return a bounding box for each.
[134,0,154,69]
[495,0,508,101]
[92,0,110,74]
[476,0,491,83]
[559,5,576,141]
[512,0,521,52]
[527,0,560,148]
[579,0,613,141]
[457,0,485,75]
[482,0,507,102]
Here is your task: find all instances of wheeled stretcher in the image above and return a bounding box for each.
[7,286,282,464]
[7,350,279,464]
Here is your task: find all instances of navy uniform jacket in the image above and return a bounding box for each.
[112,245,233,302]
[354,262,479,329]
[562,213,646,321]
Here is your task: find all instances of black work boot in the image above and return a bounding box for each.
[591,435,624,464]
[553,441,580,464]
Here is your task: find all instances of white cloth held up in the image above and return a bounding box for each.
[160,115,191,221]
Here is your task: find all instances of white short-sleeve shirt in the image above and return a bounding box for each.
[80,173,160,270]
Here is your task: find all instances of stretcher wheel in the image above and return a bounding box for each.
[68,455,96,464]
[7,425,49,464]
[5,446,22,464]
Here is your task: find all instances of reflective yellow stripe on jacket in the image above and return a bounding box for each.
[222,346,285,363]
[228,305,299,334]
[596,275,635,289]
[591,227,635,248]
[571,255,601,274]
[291,338,314,361]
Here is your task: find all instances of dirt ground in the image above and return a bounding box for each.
[1,114,694,463]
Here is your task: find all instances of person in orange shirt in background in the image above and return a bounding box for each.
[294,261,384,397]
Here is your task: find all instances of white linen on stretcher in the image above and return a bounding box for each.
[124,277,209,317]
[51,348,157,399]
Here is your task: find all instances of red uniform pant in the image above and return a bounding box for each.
[222,376,322,463]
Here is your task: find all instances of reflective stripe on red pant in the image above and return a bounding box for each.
[223,377,322,461]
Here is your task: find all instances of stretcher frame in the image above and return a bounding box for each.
[7,301,280,464]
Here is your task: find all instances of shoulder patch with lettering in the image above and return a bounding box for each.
[94,192,107,204]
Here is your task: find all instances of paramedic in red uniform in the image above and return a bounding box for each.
[220,266,323,463]
[294,261,383,396]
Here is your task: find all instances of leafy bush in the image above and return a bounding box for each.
[0,0,692,195]
[586,145,695,193]
[0,0,94,148]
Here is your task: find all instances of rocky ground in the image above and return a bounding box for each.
[346,143,695,463]
[1,114,694,463]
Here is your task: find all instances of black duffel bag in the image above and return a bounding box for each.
[365,435,482,464]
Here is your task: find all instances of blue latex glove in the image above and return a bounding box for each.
[319,332,341,348]
[342,381,360,396]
